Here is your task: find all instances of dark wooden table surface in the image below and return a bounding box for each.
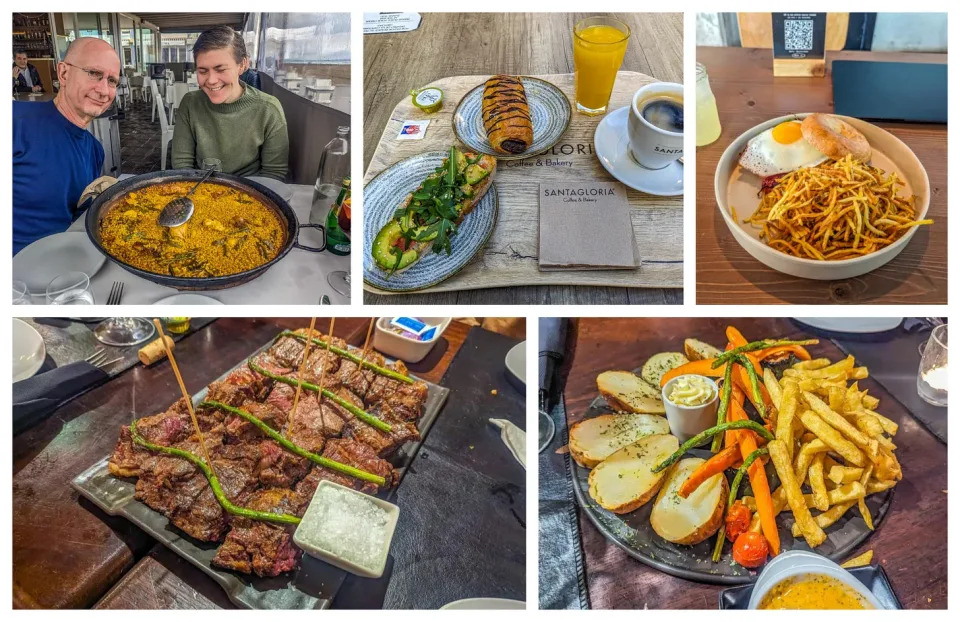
[12,317,472,609]
[695,47,948,305]
[561,317,947,609]
[363,12,683,305]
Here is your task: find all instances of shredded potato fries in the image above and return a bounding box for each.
[745,155,932,260]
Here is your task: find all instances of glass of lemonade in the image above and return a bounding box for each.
[573,16,631,115]
[696,63,722,146]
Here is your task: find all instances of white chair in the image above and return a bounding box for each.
[117,75,131,108]
[129,75,144,103]
[142,76,153,105]
[151,80,175,169]
[168,82,190,125]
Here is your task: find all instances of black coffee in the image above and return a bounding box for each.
[641,97,684,133]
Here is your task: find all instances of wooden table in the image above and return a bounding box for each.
[696,47,948,304]
[12,317,472,609]
[363,13,683,305]
[561,318,947,609]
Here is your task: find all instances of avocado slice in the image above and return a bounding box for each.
[454,149,467,174]
[464,163,490,185]
[459,183,474,198]
[400,213,439,241]
[372,220,419,271]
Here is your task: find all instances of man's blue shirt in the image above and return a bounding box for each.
[13,100,104,254]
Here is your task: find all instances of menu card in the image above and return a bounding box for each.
[538,181,639,271]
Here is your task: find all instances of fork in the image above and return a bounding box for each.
[106,281,124,305]
[85,348,123,369]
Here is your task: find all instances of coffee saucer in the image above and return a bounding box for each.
[594,106,684,196]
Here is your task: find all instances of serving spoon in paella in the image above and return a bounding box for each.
[157,168,214,227]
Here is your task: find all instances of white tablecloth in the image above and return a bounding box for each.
[64,176,350,305]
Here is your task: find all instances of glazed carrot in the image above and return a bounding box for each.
[729,399,780,555]
[726,326,749,348]
[659,358,725,388]
[755,344,812,362]
[679,444,741,498]
[725,387,747,447]
[733,366,772,414]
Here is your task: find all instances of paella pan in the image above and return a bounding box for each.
[85,170,326,290]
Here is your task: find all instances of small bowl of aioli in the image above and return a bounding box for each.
[661,374,719,444]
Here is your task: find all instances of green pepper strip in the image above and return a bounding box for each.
[129,419,301,525]
[711,362,735,453]
[711,447,769,562]
[276,331,414,384]
[201,401,386,486]
[248,361,393,433]
[653,420,773,474]
[711,339,819,369]
[733,353,767,420]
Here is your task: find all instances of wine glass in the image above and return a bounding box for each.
[539,409,556,453]
[46,272,94,305]
[327,271,350,299]
[94,318,156,347]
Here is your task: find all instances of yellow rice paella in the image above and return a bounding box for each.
[99,181,285,277]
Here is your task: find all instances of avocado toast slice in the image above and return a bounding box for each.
[372,146,496,275]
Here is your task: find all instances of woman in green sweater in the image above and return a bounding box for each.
[171,26,288,180]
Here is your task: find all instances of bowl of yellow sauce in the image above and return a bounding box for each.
[748,550,884,609]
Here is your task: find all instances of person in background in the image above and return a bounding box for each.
[172,26,288,180]
[12,38,119,255]
[12,51,44,93]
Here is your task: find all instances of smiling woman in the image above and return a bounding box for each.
[170,25,289,180]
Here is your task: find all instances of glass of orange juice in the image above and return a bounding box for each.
[573,16,631,115]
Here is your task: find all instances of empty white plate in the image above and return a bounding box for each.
[13,319,45,382]
[505,341,526,386]
[594,106,683,196]
[441,598,525,610]
[793,318,904,333]
[13,232,106,295]
[153,293,223,305]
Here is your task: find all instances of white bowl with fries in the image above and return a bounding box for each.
[715,114,930,280]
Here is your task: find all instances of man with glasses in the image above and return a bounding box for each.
[13,37,120,254]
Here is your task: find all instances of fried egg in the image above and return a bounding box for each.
[738,120,828,177]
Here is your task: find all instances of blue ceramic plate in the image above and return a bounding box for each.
[363,151,499,293]
[453,76,571,161]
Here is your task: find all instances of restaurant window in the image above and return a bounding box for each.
[160,32,200,64]
[256,12,350,109]
[140,27,156,66]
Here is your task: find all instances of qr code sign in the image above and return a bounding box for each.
[784,19,814,51]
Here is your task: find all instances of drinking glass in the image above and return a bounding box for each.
[573,16,630,115]
[917,324,947,407]
[94,318,156,346]
[46,272,94,305]
[13,279,31,305]
[201,158,222,172]
[696,63,722,146]
[539,409,556,453]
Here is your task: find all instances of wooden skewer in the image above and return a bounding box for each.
[150,319,217,476]
[289,317,317,419]
[358,317,376,367]
[315,317,336,401]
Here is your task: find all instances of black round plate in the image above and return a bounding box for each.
[572,391,895,585]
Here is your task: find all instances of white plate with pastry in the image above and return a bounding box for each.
[714,113,930,280]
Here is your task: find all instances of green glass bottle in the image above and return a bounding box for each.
[324,178,351,256]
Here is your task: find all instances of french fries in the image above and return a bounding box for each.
[769,439,827,547]
[744,349,901,552]
[841,549,874,569]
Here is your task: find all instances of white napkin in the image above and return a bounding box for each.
[489,419,526,470]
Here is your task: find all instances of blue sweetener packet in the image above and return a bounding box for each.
[390,317,437,341]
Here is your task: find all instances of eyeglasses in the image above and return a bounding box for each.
[62,62,120,89]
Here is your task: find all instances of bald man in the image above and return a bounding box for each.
[13,38,120,254]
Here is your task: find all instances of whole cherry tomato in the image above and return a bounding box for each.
[732,531,769,568]
[725,500,752,542]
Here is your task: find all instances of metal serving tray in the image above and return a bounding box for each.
[72,336,450,609]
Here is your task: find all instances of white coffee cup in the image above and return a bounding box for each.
[628,82,684,169]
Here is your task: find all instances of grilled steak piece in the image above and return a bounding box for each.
[268,335,308,368]
[336,359,376,399]
[343,406,421,456]
[380,380,429,422]
[206,379,260,408]
[222,400,288,443]
[284,392,344,451]
[109,399,214,477]
[212,488,302,577]
[364,375,401,408]
[322,438,395,486]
